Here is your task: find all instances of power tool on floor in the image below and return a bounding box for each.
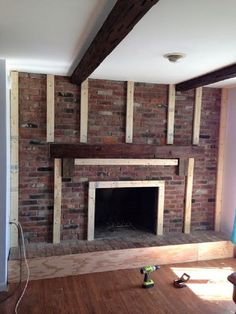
[140,265,160,288]
[173,273,190,288]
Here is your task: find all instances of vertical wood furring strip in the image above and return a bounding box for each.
[126,81,134,143]
[46,74,55,142]
[167,84,175,144]
[192,87,203,145]
[53,159,62,243]
[88,183,96,241]
[184,158,194,234]
[157,183,165,235]
[10,71,19,247]
[215,88,228,231]
[80,79,89,143]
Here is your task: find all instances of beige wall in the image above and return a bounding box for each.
[0,60,8,291]
[221,88,236,236]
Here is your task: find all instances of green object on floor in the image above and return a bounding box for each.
[140,265,160,288]
[231,209,236,244]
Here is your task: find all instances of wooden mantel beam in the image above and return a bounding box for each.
[176,63,236,91]
[49,143,204,159]
[70,0,159,85]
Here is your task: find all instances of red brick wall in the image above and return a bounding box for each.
[19,73,53,242]
[88,79,126,144]
[133,83,168,145]
[18,73,221,242]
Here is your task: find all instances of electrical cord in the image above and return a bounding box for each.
[0,223,22,305]
[0,222,30,313]
[11,222,30,314]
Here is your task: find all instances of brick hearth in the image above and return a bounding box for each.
[10,231,229,260]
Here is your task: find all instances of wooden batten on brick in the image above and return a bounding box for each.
[184,158,194,234]
[192,87,202,145]
[10,71,19,247]
[53,159,62,244]
[215,89,228,231]
[75,158,178,166]
[157,182,165,235]
[167,84,175,144]
[88,183,96,241]
[80,79,89,143]
[46,74,55,142]
[126,81,134,143]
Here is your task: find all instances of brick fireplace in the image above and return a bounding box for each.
[18,74,221,243]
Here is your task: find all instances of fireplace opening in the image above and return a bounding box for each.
[95,187,158,238]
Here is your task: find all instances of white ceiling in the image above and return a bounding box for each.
[1,0,236,87]
[0,0,116,75]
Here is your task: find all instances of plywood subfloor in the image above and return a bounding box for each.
[1,258,236,314]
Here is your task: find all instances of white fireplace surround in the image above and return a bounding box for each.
[87,180,165,241]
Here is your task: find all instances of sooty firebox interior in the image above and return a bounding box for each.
[95,187,158,238]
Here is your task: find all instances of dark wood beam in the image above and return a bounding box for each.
[71,0,159,85]
[176,63,236,91]
[49,143,204,159]
[62,158,74,177]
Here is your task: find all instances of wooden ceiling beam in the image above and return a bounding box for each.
[176,63,236,91]
[70,0,159,85]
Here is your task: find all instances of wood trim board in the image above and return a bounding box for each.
[80,79,89,143]
[184,158,194,234]
[167,84,175,144]
[89,180,165,190]
[10,71,19,247]
[215,89,228,231]
[157,183,165,235]
[53,159,62,243]
[87,184,96,241]
[192,87,202,145]
[8,241,234,282]
[87,180,165,240]
[75,158,178,166]
[46,74,55,142]
[125,81,134,143]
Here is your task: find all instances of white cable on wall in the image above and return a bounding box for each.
[10,221,30,314]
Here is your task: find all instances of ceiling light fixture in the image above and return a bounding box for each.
[163,53,185,63]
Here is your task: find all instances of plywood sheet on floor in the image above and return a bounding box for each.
[8,241,234,283]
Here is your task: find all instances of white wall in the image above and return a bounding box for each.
[0,60,8,291]
[221,88,236,236]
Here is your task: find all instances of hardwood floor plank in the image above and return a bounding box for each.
[1,258,236,314]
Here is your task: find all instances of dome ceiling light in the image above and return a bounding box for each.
[163,53,186,63]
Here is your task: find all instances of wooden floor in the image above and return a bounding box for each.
[1,258,236,314]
